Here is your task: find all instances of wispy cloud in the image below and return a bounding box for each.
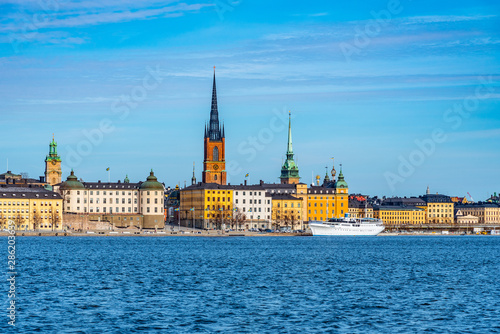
[401,14,497,25]
[0,1,213,45]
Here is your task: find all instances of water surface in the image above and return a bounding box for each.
[2,236,500,333]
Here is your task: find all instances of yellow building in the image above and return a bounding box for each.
[180,183,233,229]
[373,205,426,226]
[306,168,349,222]
[455,204,500,224]
[420,194,454,224]
[271,194,303,230]
[0,186,64,231]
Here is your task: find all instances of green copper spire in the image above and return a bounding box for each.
[286,111,293,157]
[335,164,348,189]
[280,111,300,183]
[45,134,61,162]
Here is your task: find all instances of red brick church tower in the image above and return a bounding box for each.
[202,68,226,185]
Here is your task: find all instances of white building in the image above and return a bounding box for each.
[56,170,165,229]
[232,185,272,229]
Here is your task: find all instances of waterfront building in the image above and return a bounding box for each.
[455,209,480,225]
[232,184,272,229]
[455,203,500,224]
[202,69,227,185]
[271,193,303,230]
[279,111,300,184]
[348,197,374,218]
[0,185,63,231]
[56,170,165,229]
[306,165,349,221]
[420,193,454,224]
[373,205,426,226]
[45,136,62,186]
[179,183,233,229]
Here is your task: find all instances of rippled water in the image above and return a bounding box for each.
[2,236,500,333]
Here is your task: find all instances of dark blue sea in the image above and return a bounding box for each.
[2,236,500,333]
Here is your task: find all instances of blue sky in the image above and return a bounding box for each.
[0,0,499,199]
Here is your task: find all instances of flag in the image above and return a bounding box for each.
[106,167,110,171]
[245,173,249,177]
[190,208,194,211]
[174,208,179,212]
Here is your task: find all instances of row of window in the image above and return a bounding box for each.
[204,205,230,211]
[85,206,160,213]
[309,210,343,215]
[206,190,229,194]
[309,202,342,207]
[2,209,59,214]
[234,191,263,196]
[276,202,301,208]
[1,215,57,221]
[235,199,270,205]
[207,197,230,202]
[69,198,161,205]
[78,190,160,196]
[0,201,59,206]
[430,209,451,213]
[241,207,268,213]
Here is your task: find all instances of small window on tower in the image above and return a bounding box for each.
[214,175,217,180]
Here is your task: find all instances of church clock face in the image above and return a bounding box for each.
[51,160,57,165]
[213,164,219,170]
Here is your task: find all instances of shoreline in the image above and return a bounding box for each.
[0,231,497,237]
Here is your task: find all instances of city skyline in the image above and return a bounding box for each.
[1,0,499,198]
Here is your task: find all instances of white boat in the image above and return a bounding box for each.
[309,216,385,236]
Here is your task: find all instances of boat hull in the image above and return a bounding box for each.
[309,222,385,236]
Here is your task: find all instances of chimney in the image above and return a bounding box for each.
[98,180,101,183]
[118,180,121,183]
[39,176,45,182]
[244,180,247,186]
[260,180,264,186]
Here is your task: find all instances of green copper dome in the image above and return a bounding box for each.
[140,170,164,190]
[335,167,348,189]
[60,170,85,190]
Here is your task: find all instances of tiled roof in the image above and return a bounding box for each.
[0,186,62,199]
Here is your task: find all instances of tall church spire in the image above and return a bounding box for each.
[286,111,293,158]
[208,66,222,141]
[192,162,197,185]
[280,111,300,184]
[203,67,227,185]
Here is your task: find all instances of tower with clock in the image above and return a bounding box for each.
[45,135,62,186]
[202,68,226,185]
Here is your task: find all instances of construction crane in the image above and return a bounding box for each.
[467,192,475,203]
